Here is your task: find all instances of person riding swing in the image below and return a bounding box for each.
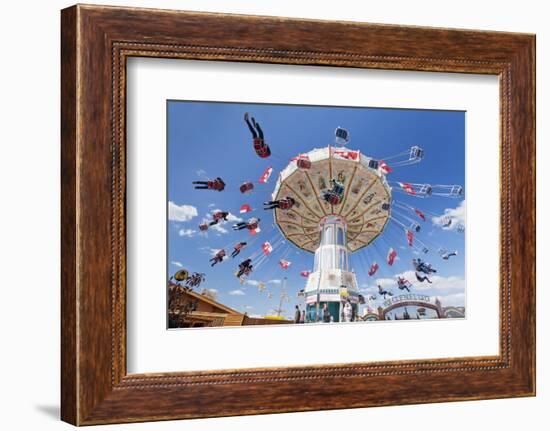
[209,211,229,226]
[397,276,412,292]
[231,242,247,258]
[378,285,393,299]
[244,112,271,158]
[263,196,296,211]
[232,217,260,232]
[192,177,226,192]
[322,178,345,205]
[209,249,226,267]
[236,259,253,278]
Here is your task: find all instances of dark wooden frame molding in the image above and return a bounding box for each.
[61,4,535,425]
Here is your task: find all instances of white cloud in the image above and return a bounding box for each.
[359,270,466,312]
[170,261,183,267]
[244,305,253,310]
[268,279,282,285]
[196,169,207,177]
[363,270,465,294]
[432,200,466,230]
[210,224,228,235]
[169,201,198,222]
[178,228,196,237]
[245,280,260,286]
[201,288,219,301]
[208,203,216,208]
[199,247,221,256]
[359,285,379,294]
[227,213,243,223]
[436,292,465,307]
[229,289,245,296]
[422,275,465,292]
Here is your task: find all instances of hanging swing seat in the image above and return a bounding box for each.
[334,127,350,146]
[368,159,379,169]
[409,146,424,160]
[240,182,254,193]
[297,155,311,169]
[410,222,421,233]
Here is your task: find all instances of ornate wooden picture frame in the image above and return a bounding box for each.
[61,4,535,425]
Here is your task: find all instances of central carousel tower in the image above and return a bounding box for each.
[272,145,392,322]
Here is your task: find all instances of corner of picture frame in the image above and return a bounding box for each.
[61,3,535,425]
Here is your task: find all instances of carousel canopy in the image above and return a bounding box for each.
[272,147,392,253]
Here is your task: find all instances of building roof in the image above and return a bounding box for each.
[183,288,241,315]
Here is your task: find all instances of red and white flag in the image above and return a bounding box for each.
[368,262,379,276]
[333,149,359,161]
[398,182,416,195]
[300,270,311,277]
[387,248,397,266]
[414,208,426,221]
[239,204,252,213]
[258,166,273,184]
[379,160,393,174]
[279,259,291,269]
[406,229,414,247]
[262,241,273,255]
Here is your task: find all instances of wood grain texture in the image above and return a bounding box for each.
[60,4,535,425]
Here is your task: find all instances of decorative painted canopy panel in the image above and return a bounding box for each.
[272,147,392,253]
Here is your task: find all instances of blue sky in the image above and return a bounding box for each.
[167,101,465,319]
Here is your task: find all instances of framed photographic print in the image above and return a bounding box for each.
[61,4,535,425]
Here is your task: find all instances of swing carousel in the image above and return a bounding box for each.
[179,115,465,325]
[271,144,393,322]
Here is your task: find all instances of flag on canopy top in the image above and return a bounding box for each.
[300,270,311,277]
[333,149,359,161]
[258,166,273,184]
